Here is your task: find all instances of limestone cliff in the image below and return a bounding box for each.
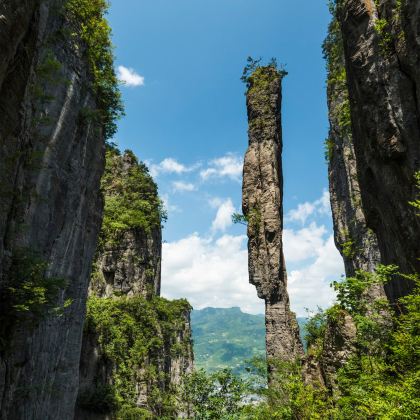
[242,65,303,365]
[0,1,119,418]
[337,0,420,301]
[76,148,193,419]
[313,0,420,391]
[89,148,162,299]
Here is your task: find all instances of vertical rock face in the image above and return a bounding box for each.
[0,1,106,418]
[89,150,162,299]
[324,8,386,297]
[242,66,303,363]
[337,0,420,301]
[77,148,193,419]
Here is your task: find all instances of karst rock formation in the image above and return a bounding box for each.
[0,2,105,418]
[242,66,303,366]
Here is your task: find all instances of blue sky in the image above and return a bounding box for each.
[108,0,344,316]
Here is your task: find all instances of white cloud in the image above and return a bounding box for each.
[286,190,331,225]
[160,190,344,317]
[150,158,196,177]
[117,65,145,87]
[161,234,264,315]
[283,223,327,262]
[211,199,235,232]
[172,181,196,192]
[200,154,243,181]
[288,235,344,316]
[286,202,316,225]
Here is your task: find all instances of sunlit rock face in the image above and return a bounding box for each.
[77,149,193,419]
[242,66,303,366]
[88,151,162,300]
[338,0,420,301]
[0,1,105,418]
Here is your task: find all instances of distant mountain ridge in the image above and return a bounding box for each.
[191,307,307,377]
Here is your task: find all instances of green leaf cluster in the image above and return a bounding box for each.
[181,368,248,419]
[241,57,287,90]
[409,171,420,214]
[100,146,166,246]
[80,295,192,418]
[66,0,124,139]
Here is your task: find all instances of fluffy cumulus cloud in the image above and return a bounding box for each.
[150,158,196,177]
[200,154,243,181]
[161,234,264,314]
[286,190,331,225]
[211,199,235,232]
[117,65,145,87]
[160,191,344,316]
[285,229,344,315]
[172,181,196,192]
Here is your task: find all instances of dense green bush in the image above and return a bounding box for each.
[100,146,167,245]
[0,248,72,349]
[180,267,419,419]
[83,295,191,417]
[66,0,124,139]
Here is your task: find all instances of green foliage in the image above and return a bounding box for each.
[83,295,192,416]
[181,368,247,419]
[191,308,266,378]
[341,238,355,258]
[409,171,420,214]
[0,249,70,325]
[333,272,420,419]
[232,213,248,226]
[373,17,394,54]
[66,0,124,139]
[241,56,286,89]
[324,138,334,162]
[336,97,351,131]
[185,269,419,419]
[232,208,261,235]
[304,308,328,350]
[323,1,353,140]
[100,147,166,245]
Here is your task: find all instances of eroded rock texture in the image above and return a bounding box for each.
[242,66,303,364]
[77,148,193,418]
[0,1,105,418]
[338,0,420,301]
[89,150,162,299]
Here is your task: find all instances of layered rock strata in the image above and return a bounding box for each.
[337,0,420,301]
[242,66,303,365]
[0,2,106,418]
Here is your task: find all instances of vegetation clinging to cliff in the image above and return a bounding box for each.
[100,146,167,245]
[80,295,192,417]
[66,0,124,139]
[241,56,287,90]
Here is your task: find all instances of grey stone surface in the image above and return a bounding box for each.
[0,1,105,418]
[339,0,420,301]
[242,67,303,366]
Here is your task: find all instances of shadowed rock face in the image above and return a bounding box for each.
[0,1,105,418]
[338,0,420,301]
[242,66,303,363]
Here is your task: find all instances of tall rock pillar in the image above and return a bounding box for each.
[242,66,303,364]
